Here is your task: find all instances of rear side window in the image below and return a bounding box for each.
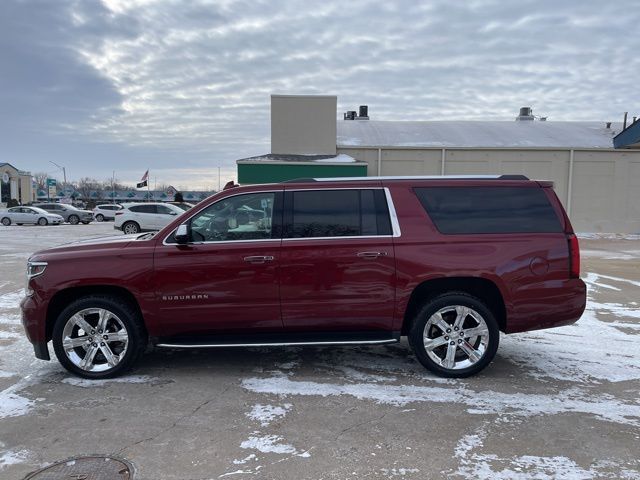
[414,186,562,234]
[284,189,391,238]
[130,205,156,214]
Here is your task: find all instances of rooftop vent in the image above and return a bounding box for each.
[357,105,369,120]
[344,105,370,120]
[516,107,535,121]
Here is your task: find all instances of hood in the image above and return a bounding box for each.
[31,233,154,258]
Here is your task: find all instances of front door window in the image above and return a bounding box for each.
[189,192,276,242]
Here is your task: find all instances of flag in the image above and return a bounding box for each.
[137,169,149,188]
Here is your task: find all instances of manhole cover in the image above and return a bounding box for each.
[24,455,133,480]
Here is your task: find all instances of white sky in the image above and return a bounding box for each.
[1,0,638,189]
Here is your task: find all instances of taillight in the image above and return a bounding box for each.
[567,234,580,278]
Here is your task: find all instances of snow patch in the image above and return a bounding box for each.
[0,448,30,469]
[61,375,158,388]
[314,154,356,163]
[0,385,35,419]
[242,376,640,426]
[380,468,420,477]
[240,434,298,455]
[246,404,291,426]
[452,429,640,479]
[0,291,23,310]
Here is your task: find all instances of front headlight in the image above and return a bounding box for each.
[26,261,47,295]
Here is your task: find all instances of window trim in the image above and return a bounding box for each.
[282,187,400,241]
[161,187,401,246]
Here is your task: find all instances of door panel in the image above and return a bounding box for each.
[153,241,282,336]
[152,190,284,337]
[279,237,396,331]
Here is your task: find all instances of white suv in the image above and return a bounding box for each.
[93,204,123,222]
[114,202,185,234]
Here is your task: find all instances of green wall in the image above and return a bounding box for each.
[237,163,367,184]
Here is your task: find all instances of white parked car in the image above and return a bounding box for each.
[93,204,123,222]
[114,202,185,234]
[1,206,64,226]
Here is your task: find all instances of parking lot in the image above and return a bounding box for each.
[0,223,639,479]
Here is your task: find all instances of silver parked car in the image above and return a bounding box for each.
[0,206,64,226]
[33,203,94,224]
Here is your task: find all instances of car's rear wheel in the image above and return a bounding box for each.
[122,221,140,234]
[409,292,499,378]
[95,214,104,222]
[52,295,147,379]
[1,217,10,226]
[68,215,80,225]
[38,217,48,226]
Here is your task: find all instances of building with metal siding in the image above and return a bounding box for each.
[236,95,640,232]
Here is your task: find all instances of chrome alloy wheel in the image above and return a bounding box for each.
[61,308,129,372]
[423,305,490,370]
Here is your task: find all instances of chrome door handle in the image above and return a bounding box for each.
[243,255,274,264]
[356,251,388,259]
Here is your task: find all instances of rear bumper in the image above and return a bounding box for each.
[20,294,50,360]
[506,278,587,334]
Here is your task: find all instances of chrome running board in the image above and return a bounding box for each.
[156,338,399,349]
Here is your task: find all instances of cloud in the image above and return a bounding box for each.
[1,0,639,186]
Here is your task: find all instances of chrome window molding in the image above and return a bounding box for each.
[162,186,402,246]
[384,187,401,237]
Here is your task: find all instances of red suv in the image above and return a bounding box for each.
[21,175,586,379]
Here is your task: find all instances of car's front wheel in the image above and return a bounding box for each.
[38,217,48,226]
[1,217,10,226]
[68,215,80,225]
[409,292,499,378]
[122,221,140,234]
[52,295,147,379]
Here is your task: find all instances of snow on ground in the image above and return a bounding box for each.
[0,224,639,478]
[246,403,292,426]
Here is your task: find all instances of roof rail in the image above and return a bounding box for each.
[289,175,531,182]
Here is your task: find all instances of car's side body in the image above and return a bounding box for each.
[33,203,94,224]
[114,202,185,233]
[93,204,123,221]
[21,176,586,378]
[0,206,64,226]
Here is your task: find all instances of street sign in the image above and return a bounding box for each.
[47,178,57,199]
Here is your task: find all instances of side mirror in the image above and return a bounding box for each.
[175,223,190,244]
[169,211,178,215]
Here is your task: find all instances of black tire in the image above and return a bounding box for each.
[122,221,140,234]
[96,214,104,222]
[52,295,147,379]
[68,214,80,225]
[1,217,10,226]
[81,221,91,224]
[408,292,499,378]
[38,217,48,226]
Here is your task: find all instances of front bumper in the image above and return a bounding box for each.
[20,294,50,360]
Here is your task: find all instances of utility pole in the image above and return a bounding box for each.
[112,170,115,204]
[49,161,66,184]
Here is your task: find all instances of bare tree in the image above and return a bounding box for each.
[75,177,101,201]
[33,172,49,190]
